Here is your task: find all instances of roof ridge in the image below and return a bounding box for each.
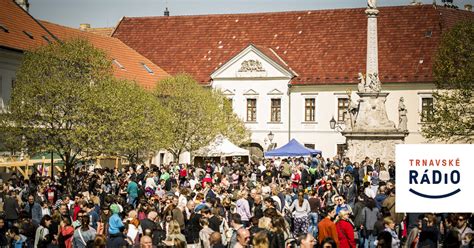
[121,4,435,20]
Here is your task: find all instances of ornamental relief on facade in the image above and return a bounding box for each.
[236,59,267,77]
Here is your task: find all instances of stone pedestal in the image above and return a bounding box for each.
[343,92,408,163]
[353,92,395,131]
[342,131,407,163]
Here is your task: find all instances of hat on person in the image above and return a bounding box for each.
[194,204,207,213]
[110,204,120,214]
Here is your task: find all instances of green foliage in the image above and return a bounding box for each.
[422,20,474,143]
[154,74,249,160]
[1,39,169,179]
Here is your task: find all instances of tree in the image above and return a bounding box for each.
[154,74,249,160]
[1,39,169,187]
[89,78,171,163]
[422,20,474,143]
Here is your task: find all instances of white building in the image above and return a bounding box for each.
[113,4,473,160]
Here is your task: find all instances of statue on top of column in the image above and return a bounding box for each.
[368,0,377,9]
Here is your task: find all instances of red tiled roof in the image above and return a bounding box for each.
[112,5,474,85]
[0,0,57,51]
[41,21,169,90]
[83,27,114,37]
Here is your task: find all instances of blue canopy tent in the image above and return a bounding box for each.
[264,138,322,157]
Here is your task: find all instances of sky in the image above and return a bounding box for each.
[29,0,474,28]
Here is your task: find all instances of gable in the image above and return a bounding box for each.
[211,44,294,80]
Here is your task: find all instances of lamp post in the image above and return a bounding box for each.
[329,116,343,132]
[267,131,275,150]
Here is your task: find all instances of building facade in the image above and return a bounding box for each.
[113,5,473,160]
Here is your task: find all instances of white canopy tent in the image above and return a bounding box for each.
[194,136,250,157]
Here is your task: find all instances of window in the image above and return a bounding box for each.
[337,98,349,122]
[224,97,233,111]
[304,144,315,149]
[421,97,434,122]
[42,35,51,43]
[305,98,316,122]
[140,62,153,74]
[246,99,257,122]
[270,99,281,122]
[113,59,125,70]
[337,144,348,158]
[0,24,8,33]
[23,31,33,39]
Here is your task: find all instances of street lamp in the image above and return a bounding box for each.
[329,116,343,132]
[267,131,274,143]
[267,131,275,150]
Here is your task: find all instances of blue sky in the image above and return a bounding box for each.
[30,0,474,28]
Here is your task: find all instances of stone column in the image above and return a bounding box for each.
[365,8,379,77]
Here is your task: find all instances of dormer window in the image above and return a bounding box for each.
[0,24,8,33]
[23,31,34,39]
[141,62,153,74]
[113,59,125,70]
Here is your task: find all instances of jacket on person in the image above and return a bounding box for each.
[24,202,43,225]
[318,217,339,247]
[336,219,356,248]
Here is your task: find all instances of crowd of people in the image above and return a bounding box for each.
[0,154,473,248]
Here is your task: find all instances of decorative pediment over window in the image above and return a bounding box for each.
[267,88,284,95]
[243,89,259,96]
[221,89,235,96]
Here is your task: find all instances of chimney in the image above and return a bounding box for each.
[164,7,170,16]
[15,0,29,12]
[465,4,473,11]
[79,23,91,31]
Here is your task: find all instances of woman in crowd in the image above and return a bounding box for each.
[34,215,52,248]
[58,216,74,248]
[165,220,187,245]
[289,191,311,237]
[72,214,96,248]
[336,210,356,248]
[361,198,379,248]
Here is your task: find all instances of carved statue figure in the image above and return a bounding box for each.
[398,97,408,131]
[357,73,366,92]
[345,98,359,129]
[367,73,381,92]
[368,0,377,9]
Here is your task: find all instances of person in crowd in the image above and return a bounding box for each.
[7,226,27,248]
[297,233,317,248]
[318,205,339,247]
[235,228,251,248]
[0,217,8,248]
[361,198,379,248]
[164,220,186,245]
[380,217,400,248]
[199,218,214,248]
[252,230,269,248]
[320,237,338,248]
[25,194,43,226]
[58,216,74,248]
[34,215,52,248]
[454,214,473,248]
[289,190,311,236]
[416,213,439,248]
[72,213,96,248]
[336,210,356,248]
[236,190,251,227]
[139,235,153,248]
